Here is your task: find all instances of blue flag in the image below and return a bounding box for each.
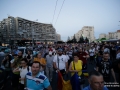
[70,73,81,90]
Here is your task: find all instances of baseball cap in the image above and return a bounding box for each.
[57,49,63,52]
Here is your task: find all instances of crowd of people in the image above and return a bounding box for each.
[0,42,120,90]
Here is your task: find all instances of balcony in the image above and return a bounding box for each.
[23,30,27,32]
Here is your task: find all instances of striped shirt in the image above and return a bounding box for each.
[26,72,50,90]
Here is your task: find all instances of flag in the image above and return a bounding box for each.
[70,72,81,90]
[62,78,72,90]
[57,71,63,90]
[57,71,72,90]
[82,70,89,78]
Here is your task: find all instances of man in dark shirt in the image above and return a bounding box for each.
[96,52,116,82]
[77,48,89,70]
[110,44,117,61]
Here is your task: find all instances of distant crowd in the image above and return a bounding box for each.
[0,42,120,90]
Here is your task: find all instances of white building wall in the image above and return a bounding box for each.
[99,33,106,39]
[106,34,109,39]
[82,26,94,42]
[75,26,95,42]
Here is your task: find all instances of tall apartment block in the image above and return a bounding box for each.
[0,16,56,45]
[75,26,95,42]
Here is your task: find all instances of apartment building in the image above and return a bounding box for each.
[0,16,57,45]
[56,33,61,42]
[99,33,106,39]
[75,26,95,42]
[99,30,120,40]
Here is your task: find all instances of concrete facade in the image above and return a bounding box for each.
[0,16,57,45]
[99,33,106,39]
[75,26,95,42]
[56,33,61,42]
[99,30,120,40]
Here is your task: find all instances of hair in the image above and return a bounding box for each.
[3,54,12,68]
[78,47,84,52]
[89,70,103,79]
[18,51,23,54]
[36,52,42,57]
[31,61,41,67]
[103,52,109,55]
[72,53,79,57]
[21,58,28,63]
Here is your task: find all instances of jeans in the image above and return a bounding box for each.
[45,67,53,81]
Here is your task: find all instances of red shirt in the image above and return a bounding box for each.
[78,52,88,64]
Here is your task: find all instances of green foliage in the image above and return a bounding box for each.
[78,35,84,43]
[100,38,106,41]
[73,34,77,43]
[57,41,64,44]
[85,37,89,43]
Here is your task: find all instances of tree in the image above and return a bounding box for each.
[78,35,84,43]
[72,34,77,43]
[85,37,89,43]
[67,36,70,41]
[57,41,64,44]
[100,38,106,41]
[67,40,73,43]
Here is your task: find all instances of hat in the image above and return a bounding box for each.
[57,49,63,52]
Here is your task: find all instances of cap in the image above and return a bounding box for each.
[57,49,63,52]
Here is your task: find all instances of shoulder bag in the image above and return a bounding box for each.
[73,61,85,84]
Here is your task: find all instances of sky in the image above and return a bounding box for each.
[0,0,120,41]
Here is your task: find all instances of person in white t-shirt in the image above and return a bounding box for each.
[13,58,31,90]
[63,51,70,62]
[53,49,68,76]
[89,45,95,64]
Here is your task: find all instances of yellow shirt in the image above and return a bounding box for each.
[34,57,46,65]
[71,60,82,76]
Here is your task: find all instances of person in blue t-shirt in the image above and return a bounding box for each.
[25,61,52,90]
[83,70,108,90]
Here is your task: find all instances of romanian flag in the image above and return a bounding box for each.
[57,71,72,90]
[82,70,89,78]
[70,72,81,90]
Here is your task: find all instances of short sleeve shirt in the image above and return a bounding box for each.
[26,72,50,90]
[96,60,113,81]
[53,55,67,70]
[34,58,46,65]
[83,85,108,90]
[78,52,88,64]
